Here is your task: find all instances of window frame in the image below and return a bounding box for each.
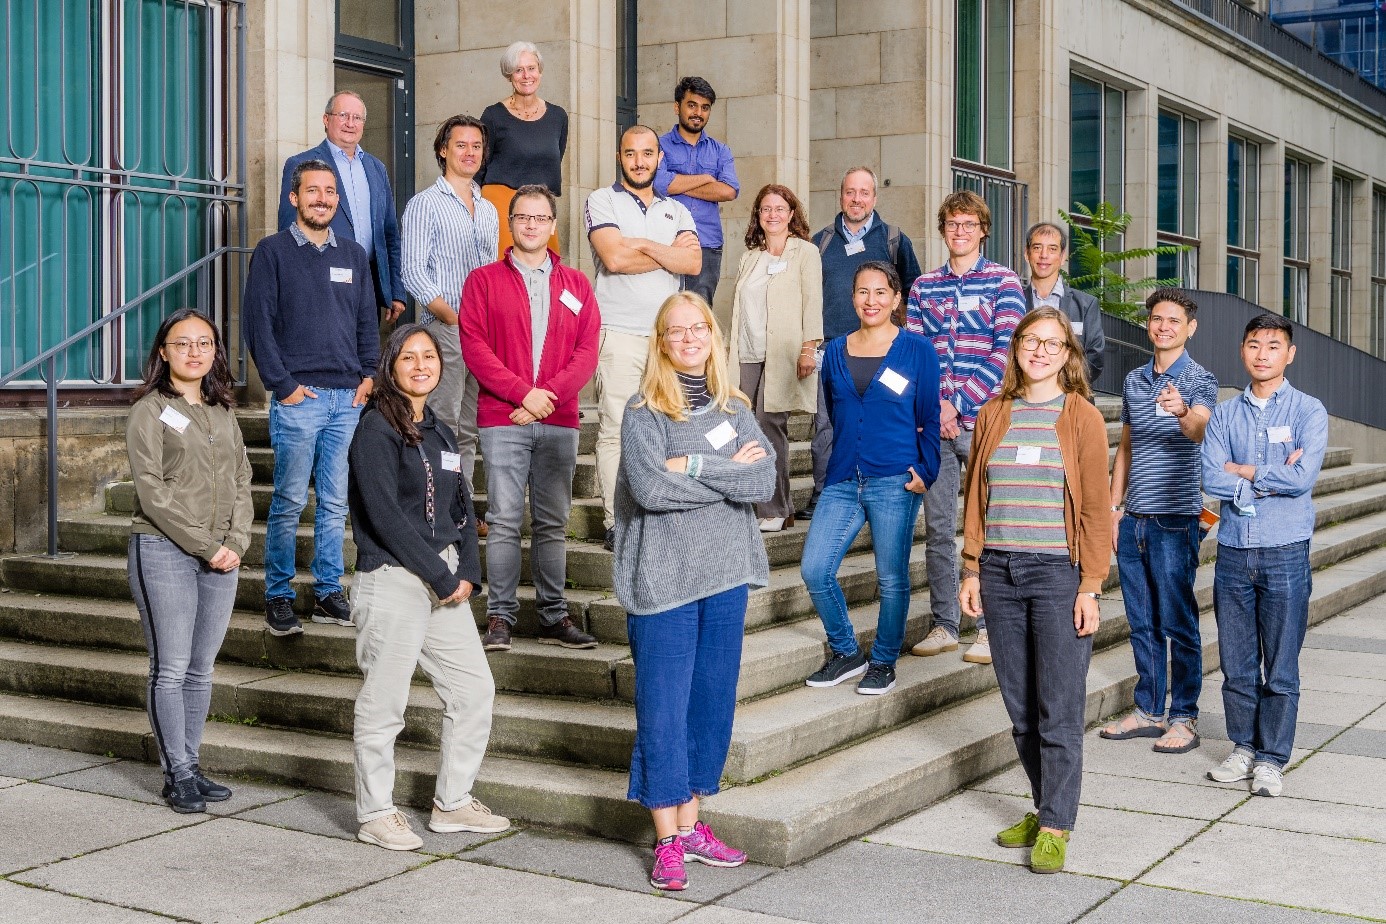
[1227,135,1260,303]
[1372,187,1386,359]
[1331,172,1353,341]
[1283,156,1311,325]
[955,0,1014,172]
[1155,108,1200,288]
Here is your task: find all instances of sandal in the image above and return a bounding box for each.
[1152,720,1201,754]
[1099,712,1166,740]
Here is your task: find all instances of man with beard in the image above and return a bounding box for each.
[654,76,739,305]
[243,160,379,637]
[585,125,700,551]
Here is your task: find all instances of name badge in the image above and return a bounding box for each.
[559,289,584,315]
[440,451,462,472]
[1071,321,1085,336]
[159,405,190,434]
[1155,401,1174,418]
[330,267,353,284]
[1268,426,1293,444]
[1016,445,1042,465]
[959,295,981,313]
[844,241,866,256]
[767,261,788,275]
[879,367,909,395]
[705,420,737,450]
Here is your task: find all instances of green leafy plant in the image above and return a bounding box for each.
[1060,202,1190,323]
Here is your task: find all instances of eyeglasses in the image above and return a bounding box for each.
[1018,335,1067,356]
[758,205,790,216]
[944,220,980,232]
[664,322,712,342]
[165,337,215,355]
[329,111,366,125]
[510,213,554,225]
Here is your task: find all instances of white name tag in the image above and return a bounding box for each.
[879,367,909,395]
[1155,402,1174,418]
[1071,321,1085,336]
[1016,445,1042,464]
[159,405,190,434]
[440,451,462,472]
[1268,426,1293,444]
[959,295,981,313]
[705,420,737,450]
[330,267,353,284]
[559,289,583,315]
[767,261,787,275]
[844,241,866,256]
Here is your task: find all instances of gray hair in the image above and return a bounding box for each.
[500,41,543,78]
[324,90,366,117]
[1025,221,1068,251]
[840,165,879,193]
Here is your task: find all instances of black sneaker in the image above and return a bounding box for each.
[537,616,599,649]
[312,590,354,626]
[805,650,869,687]
[856,661,897,695]
[164,775,206,814]
[795,501,817,521]
[603,527,615,552]
[163,767,232,803]
[481,616,512,652]
[265,598,303,637]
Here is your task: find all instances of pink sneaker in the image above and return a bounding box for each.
[681,821,747,868]
[649,836,688,890]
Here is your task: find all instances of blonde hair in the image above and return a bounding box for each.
[636,292,749,421]
[999,306,1092,400]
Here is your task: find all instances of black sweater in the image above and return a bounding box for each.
[347,406,482,598]
[476,102,568,193]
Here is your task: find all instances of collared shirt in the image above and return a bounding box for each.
[509,251,554,381]
[1031,276,1065,310]
[584,181,698,335]
[653,127,738,248]
[401,176,499,317]
[329,142,374,258]
[288,223,338,253]
[1120,351,1219,515]
[904,255,1026,429]
[1201,379,1329,549]
[843,213,875,245]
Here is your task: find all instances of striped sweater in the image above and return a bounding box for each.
[904,255,1025,429]
[983,396,1069,553]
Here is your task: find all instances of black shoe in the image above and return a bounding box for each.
[163,768,232,803]
[805,650,869,687]
[265,598,303,637]
[312,590,354,626]
[856,661,897,695]
[536,616,599,649]
[795,500,817,521]
[164,775,207,814]
[482,616,512,652]
[603,527,615,552]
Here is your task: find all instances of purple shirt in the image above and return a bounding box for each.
[654,127,738,249]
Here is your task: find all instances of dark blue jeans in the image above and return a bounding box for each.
[626,584,748,810]
[982,550,1090,831]
[1213,540,1311,769]
[1117,514,1203,722]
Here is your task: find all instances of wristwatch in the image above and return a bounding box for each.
[1081,592,1100,600]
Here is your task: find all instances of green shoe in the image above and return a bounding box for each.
[995,812,1039,848]
[1030,830,1069,874]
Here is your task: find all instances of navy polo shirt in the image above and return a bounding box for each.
[1120,351,1219,515]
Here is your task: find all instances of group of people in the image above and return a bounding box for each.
[121,41,1329,891]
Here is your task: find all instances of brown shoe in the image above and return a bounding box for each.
[481,616,512,651]
[476,520,489,538]
[536,616,598,649]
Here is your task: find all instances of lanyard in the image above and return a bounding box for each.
[414,440,468,538]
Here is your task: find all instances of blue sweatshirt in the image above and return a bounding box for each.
[812,213,922,341]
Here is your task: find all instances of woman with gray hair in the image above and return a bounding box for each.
[479,40,568,257]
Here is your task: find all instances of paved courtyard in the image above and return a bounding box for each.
[3,598,1386,924]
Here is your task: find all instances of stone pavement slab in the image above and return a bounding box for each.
[1356,705,1386,730]
[39,759,302,815]
[1299,647,1386,682]
[0,739,116,780]
[1194,713,1344,749]
[14,817,420,924]
[1195,685,1385,728]
[0,783,194,875]
[1082,732,1311,789]
[1225,794,1386,843]
[0,879,172,923]
[1321,726,1386,758]
[1284,751,1386,808]
[1077,884,1367,923]
[1303,633,1386,655]
[1300,672,1386,697]
[1139,822,1386,920]
[0,775,22,788]
[678,908,812,924]
[976,766,1247,820]
[718,840,1118,924]
[275,855,688,924]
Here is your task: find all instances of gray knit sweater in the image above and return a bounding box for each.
[613,396,776,615]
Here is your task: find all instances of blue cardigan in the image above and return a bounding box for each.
[822,329,942,489]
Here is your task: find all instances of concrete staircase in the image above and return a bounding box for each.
[3,400,1386,865]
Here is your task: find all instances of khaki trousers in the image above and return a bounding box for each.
[594,328,650,530]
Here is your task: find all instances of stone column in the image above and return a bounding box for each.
[1199,115,1229,295]
[1013,0,1063,238]
[1123,83,1159,285]
[1308,159,1333,335]
[1256,139,1285,315]
[1351,175,1374,349]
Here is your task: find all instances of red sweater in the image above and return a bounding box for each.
[459,251,601,429]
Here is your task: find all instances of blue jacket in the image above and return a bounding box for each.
[277,139,405,307]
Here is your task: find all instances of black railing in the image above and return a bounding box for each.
[952,163,1029,274]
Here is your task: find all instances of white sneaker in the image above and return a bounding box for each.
[1251,763,1283,797]
[962,629,992,664]
[1207,749,1255,784]
[758,517,786,533]
[357,811,423,850]
[910,626,959,657]
[429,797,511,834]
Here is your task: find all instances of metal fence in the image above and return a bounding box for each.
[952,164,1029,275]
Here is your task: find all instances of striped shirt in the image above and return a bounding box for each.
[1121,351,1219,515]
[400,176,499,318]
[905,255,1026,429]
[985,395,1069,552]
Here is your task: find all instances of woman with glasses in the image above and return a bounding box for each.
[478,40,567,257]
[958,306,1111,874]
[614,292,775,890]
[727,184,822,532]
[126,309,251,814]
[802,261,941,696]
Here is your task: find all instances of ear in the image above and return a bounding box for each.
[1286,343,1297,365]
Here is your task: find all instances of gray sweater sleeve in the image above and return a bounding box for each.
[687,404,777,503]
[620,405,727,511]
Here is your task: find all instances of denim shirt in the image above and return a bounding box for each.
[1201,380,1328,549]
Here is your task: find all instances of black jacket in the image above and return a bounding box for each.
[1025,282,1105,383]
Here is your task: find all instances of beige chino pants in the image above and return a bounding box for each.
[594,328,650,530]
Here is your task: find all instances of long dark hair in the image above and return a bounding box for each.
[743,183,811,251]
[132,308,236,407]
[371,323,443,445]
[852,259,907,327]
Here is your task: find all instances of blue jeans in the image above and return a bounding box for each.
[626,584,748,810]
[127,534,238,781]
[265,387,361,601]
[801,474,923,666]
[1117,514,1203,722]
[1213,540,1311,769]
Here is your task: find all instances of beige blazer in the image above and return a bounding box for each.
[727,236,824,414]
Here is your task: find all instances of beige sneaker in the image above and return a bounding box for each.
[357,811,423,851]
[962,629,992,664]
[428,797,511,834]
[910,626,959,657]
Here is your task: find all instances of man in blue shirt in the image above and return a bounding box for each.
[1202,313,1328,798]
[654,76,739,305]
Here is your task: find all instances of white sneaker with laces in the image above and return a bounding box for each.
[1207,749,1255,783]
[358,811,423,850]
[1251,763,1283,797]
[910,626,959,657]
[962,629,992,664]
[429,797,511,833]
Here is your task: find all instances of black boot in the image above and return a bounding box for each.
[164,775,207,814]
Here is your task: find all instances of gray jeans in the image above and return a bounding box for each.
[423,318,480,492]
[809,373,832,504]
[127,534,238,782]
[683,246,723,305]
[478,423,580,626]
[923,430,983,635]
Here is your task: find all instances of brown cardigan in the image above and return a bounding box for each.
[961,394,1113,594]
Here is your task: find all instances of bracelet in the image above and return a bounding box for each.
[1111,505,1123,512]
[961,567,980,581]
[1175,404,1190,419]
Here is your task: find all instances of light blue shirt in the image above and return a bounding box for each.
[1031,276,1065,309]
[400,176,499,315]
[329,142,373,258]
[1201,379,1328,549]
[843,213,874,245]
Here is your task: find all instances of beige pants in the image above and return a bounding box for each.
[352,547,494,822]
[594,328,650,530]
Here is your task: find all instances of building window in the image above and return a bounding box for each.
[1227,136,1260,302]
[1372,188,1386,359]
[1283,156,1310,324]
[956,0,1012,170]
[616,0,638,140]
[1331,173,1354,341]
[1069,74,1124,213]
[335,0,414,215]
[1156,109,1199,286]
